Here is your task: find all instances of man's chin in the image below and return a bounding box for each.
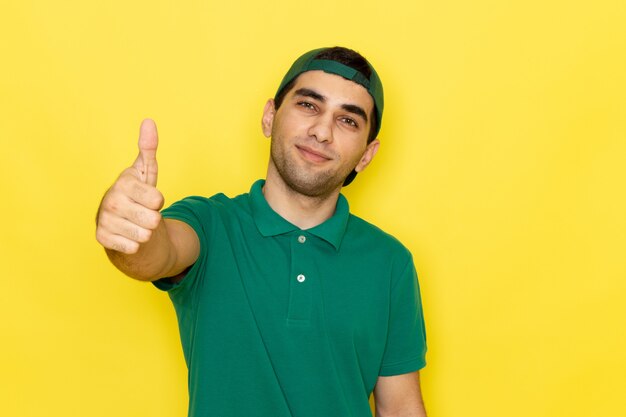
[284,174,345,198]
[270,152,349,198]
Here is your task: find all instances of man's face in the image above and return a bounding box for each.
[262,70,380,198]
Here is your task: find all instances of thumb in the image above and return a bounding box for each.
[134,118,159,186]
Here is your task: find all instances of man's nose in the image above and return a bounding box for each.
[308,114,333,143]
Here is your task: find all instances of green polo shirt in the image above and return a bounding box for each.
[154,180,426,417]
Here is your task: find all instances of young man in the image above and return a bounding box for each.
[96,47,427,417]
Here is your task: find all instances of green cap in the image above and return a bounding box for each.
[274,48,384,137]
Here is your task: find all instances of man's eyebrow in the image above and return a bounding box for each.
[294,88,368,123]
[341,104,368,123]
[294,88,325,102]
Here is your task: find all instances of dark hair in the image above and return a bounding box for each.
[274,47,379,144]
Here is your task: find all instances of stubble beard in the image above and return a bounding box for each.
[269,139,352,199]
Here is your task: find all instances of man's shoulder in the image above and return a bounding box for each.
[346,212,412,258]
[165,190,249,210]
[161,190,253,225]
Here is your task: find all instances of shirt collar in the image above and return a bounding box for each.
[249,179,350,251]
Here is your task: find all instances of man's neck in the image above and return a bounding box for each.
[262,173,341,230]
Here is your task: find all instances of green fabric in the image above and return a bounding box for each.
[154,180,426,417]
[306,60,371,89]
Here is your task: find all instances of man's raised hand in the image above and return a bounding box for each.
[96,119,165,254]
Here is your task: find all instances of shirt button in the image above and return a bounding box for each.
[298,235,306,243]
[297,274,306,283]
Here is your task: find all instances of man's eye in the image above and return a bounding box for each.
[297,101,316,110]
[340,117,358,128]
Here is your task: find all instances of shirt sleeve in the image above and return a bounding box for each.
[151,196,210,296]
[379,255,427,376]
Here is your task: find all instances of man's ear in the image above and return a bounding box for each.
[355,139,380,173]
[261,99,276,137]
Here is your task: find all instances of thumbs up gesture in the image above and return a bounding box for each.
[96,119,165,254]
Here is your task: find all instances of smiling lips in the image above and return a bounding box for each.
[296,145,332,163]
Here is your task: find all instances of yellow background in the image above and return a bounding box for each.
[1,0,624,416]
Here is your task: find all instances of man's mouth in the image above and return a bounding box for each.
[296,145,332,163]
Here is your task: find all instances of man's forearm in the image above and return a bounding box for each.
[376,405,427,417]
[105,219,176,281]
[374,372,427,417]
